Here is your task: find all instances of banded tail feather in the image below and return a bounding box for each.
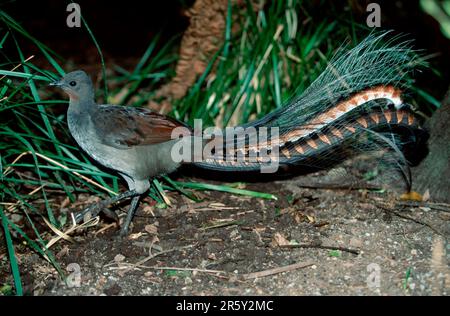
[191,32,428,190]
[193,107,425,167]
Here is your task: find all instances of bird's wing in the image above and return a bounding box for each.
[91,105,191,149]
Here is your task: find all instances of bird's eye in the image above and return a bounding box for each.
[69,81,77,87]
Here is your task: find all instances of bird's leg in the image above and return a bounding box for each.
[74,190,139,224]
[119,195,141,237]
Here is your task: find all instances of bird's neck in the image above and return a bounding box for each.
[68,95,96,116]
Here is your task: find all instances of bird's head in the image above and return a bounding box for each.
[50,70,94,102]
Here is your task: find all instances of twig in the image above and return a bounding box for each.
[105,244,195,270]
[136,244,194,267]
[195,206,240,212]
[280,244,360,255]
[109,265,226,276]
[396,201,450,213]
[376,203,444,236]
[199,220,242,231]
[94,222,118,235]
[241,261,314,280]
[288,182,381,191]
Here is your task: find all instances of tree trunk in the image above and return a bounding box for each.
[413,87,450,202]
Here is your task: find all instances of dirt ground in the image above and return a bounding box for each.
[1,166,448,296]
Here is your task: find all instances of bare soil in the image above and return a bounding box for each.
[1,168,448,296]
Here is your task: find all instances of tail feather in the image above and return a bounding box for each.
[192,32,428,190]
[243,32,422,132]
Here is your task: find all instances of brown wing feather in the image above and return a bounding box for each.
[91,105,190,149]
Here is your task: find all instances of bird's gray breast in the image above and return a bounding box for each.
[67,111,181,179]
[67,111,132,173]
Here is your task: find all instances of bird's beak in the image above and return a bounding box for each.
[49,79,63,87]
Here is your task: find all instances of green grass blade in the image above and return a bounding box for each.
[78,4,108,99]
[173,181,277,200]
[0,70,50,81]
[0,207,23,296]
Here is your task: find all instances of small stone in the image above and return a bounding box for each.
[114,254,125,263]
[208,253,217,260]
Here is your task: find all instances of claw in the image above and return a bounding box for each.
[72,190,140,232]
[101,208,120,223]
[74,203,103,224]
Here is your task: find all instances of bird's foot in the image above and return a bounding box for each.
[118,225,130,238]
[99,208,120,223]
[74,200,120,225]
[118,195,141,237]
[74,191,138,225]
